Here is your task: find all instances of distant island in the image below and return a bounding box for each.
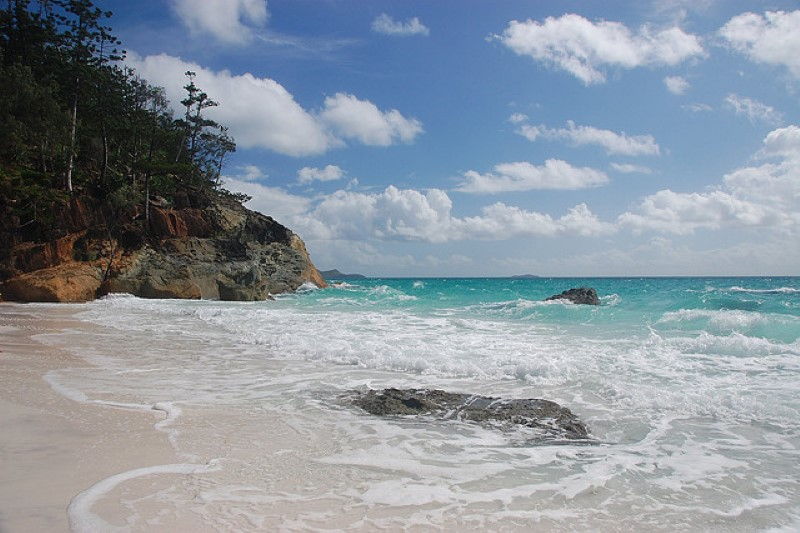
[321,269,367,280]
[509,274,541,279]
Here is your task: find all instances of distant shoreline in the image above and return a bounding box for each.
[324,275,800,280]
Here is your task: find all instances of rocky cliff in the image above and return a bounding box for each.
[0,195,326,302]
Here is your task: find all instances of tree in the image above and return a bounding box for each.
[59,0,122,192]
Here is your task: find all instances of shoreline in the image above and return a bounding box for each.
[0,304,182,532]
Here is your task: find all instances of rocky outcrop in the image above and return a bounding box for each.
[1,195,326,302]
[545,287,600,305]
[350,388,589,441]
[1,263,102,302]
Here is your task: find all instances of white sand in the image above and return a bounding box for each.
[0,305,188,532]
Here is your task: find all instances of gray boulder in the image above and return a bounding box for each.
[350,388,589,441]
[545,287,599,305]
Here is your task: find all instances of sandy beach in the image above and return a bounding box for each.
[1,286,798,532]
[0,304,191,532]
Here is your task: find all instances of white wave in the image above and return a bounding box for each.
[659,308,768,330]
[367,285,417,301]
[469,298,581,314]
[412,281,425,289]
[98,292,138,300]
[601,293,621,306]
[727,286,800,294]
[295,282,320,292]
[661,308,796,333]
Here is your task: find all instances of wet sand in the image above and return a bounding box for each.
[0,305,178,532]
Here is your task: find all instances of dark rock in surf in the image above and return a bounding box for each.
[350,388,589,441]
[545,287,599,305]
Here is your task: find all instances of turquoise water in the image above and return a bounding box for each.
[35,277,800,530]
[300,276,800,342]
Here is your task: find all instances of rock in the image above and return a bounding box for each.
[100,198,326,300]
[545,287,599,305]
[1,263,101,302]
[350,388,589,441]
[1,195,326,302]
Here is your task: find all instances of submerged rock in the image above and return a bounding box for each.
[350,388,589,441]
[545,287,599,305]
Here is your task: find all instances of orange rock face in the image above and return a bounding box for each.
[1,263,102,302]
[148,208,213,239]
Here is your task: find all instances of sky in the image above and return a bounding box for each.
[107,0,799,276]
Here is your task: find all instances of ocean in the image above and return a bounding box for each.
[38,277,800,530]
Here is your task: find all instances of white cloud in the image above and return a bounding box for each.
[170,0,268,45]
[236,164,266,181]
[724,94,782,125]
[223,178,311,223]
[611,162,653,174]
[517,120,660,156]
[298,186,614,242]
[682,102,712,112]
[619,125,800,234]
[320,93,423,146]
[618,189,780,234]
[466,202,616,238]
[371,14,429,36]
[496,14,704,84]
[127,52,333,156]
[297,165,344,184]
[126,54,422,156]
[457,160,609,193]
[757,124,800,159]
[508,113,529,124]
[664,75,689,94]
[719,10,800,79]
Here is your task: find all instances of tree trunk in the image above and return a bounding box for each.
[145,172,150,227]
[101,123,108,188]
[65,81,78,192]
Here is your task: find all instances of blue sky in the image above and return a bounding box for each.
[109,0,799,276]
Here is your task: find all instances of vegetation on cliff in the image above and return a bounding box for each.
[0,0,325,301]
[0,0,241,244]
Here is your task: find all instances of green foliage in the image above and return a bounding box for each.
[0,0,238,242]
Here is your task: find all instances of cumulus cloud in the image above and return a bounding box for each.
[126,53,422,156]
[757,124,800,159]
[223,178,311,223]
[508,113,529,124]
[170,0,268,45]
[296,186,614,242]
[724,94,782,125]
[319,93,423,146]
[719,10,800,79]
[297,165,344,184]
[371,13,429,36]
[619,125,800,234]
[496,14,704,84]
[517,120,660,156]
[457,160,609,194]
[664,75,689,94]
[611,163,653,174]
